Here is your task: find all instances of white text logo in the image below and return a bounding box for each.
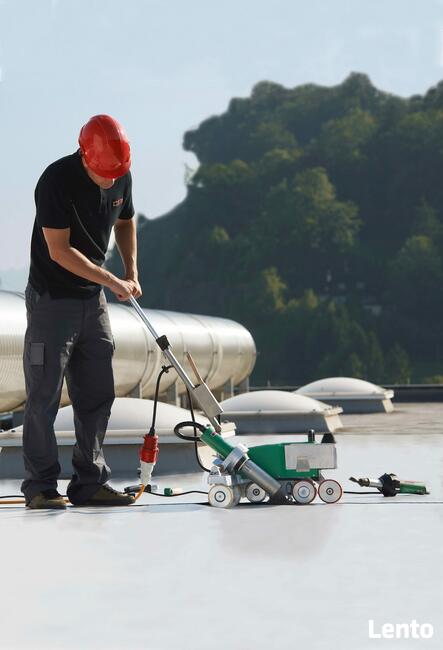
[368,619,434,640]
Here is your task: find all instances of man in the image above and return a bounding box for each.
[22,114,142,509]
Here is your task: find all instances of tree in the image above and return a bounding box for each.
[310,108,376,167]
[387,235,443,320]
[385,344,411,384]
[410,200,442,241]
[365,332,385,383]
[253,267,287,314]
[259,167,359,293]
[341,352,365,379]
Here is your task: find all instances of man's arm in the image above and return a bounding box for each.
[43,227,134,301]
[113,217,142,297]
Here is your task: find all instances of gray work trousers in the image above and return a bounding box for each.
[21,283,115,504]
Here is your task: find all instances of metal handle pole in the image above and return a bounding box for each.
[129,296,195,391]
[128,296,222,431]
[128,296,161,341]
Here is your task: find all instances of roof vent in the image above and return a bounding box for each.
[220,390,342,434]
[296,377,394,413]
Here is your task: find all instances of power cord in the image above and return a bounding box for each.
[150,364,173,434]
[173,411,211,473]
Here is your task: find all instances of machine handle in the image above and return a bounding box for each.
[128,295,160,341]
[186,352,204,385]
[127,295,222,431]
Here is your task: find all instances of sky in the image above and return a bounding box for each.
[1,0,443,279]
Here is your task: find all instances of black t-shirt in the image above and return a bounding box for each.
[29,150,134,299]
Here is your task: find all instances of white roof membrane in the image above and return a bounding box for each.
[0,403,440,650]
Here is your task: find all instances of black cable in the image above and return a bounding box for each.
[185,387,211,473]
[149,364,173,435]
[147,361,211,472]
[142,490,208,497]
[344,490,381,495]
[173,420,206,440]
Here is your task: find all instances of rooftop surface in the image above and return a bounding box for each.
[0,402,442,650]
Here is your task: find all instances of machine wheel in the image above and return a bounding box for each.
[318,479,342,504]
[245,482,267,503]
[208,485,237,508]
[292,480,317,505]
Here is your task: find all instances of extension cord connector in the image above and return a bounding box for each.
[139,433,159,486]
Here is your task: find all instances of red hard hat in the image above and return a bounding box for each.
[78,114,131,179]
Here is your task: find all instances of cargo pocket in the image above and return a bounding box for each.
[26,341,45,386]
[30,342,45,366]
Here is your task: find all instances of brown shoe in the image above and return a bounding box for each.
[27,489,67,510]
[79,484,135,507]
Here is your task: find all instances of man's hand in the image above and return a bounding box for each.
[126,277,142,299]
[109,278,138,301]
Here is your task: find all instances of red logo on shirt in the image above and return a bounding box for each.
[113,198,124,207]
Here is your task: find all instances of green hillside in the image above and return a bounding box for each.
[108,73,443,385]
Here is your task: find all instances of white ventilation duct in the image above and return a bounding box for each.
[0,397,235,478]
[0,290,256,413]
[220,390,343,434]
[296,377,394,413]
